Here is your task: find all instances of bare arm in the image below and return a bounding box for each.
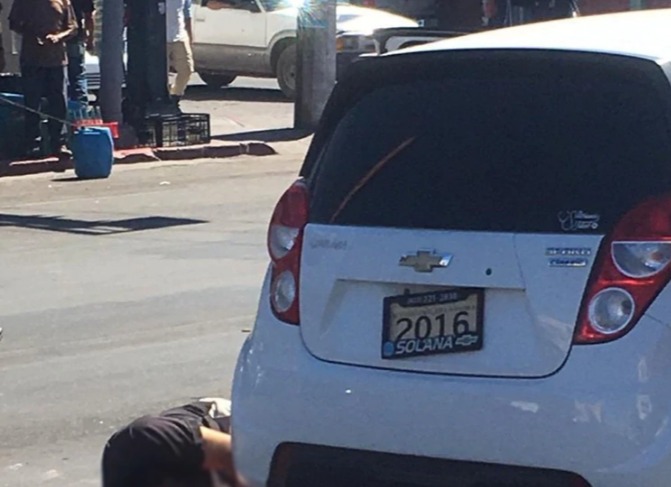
[85,11,95,51]
[48,1,78,43]
[199,427,236,479]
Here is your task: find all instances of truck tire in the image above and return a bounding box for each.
[276,45,297,100]
[199,73,237,89]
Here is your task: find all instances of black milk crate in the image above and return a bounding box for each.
[137,113,211,148]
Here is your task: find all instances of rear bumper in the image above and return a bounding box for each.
[231,278,671,487]
[265,443,588,487]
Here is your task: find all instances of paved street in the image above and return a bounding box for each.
[183,77,294,140]
[0,77,308,486]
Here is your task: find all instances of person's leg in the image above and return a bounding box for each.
[66,41,89,105]
[170,39,194,98]
[167,41,176,95]
[44,66,68,154]
[20,65,44,154]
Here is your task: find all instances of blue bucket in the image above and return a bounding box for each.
[71,127,114,179]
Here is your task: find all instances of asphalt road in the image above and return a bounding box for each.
[183,77,294,139]
[0,84,308,486]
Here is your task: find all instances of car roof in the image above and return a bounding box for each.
[390,9,671,63]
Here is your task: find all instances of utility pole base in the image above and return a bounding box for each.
[294,1,337,130]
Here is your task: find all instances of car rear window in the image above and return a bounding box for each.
[307,59,671,234]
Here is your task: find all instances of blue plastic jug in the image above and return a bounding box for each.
[71,127,114,179]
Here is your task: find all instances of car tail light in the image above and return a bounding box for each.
[574,194,671,344]
[267,179,309,325]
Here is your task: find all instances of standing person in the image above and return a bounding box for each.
[435,0,484,31]
[485,0,577,27]
[67,0,95,107]
[536,0,579,20]
[166,0,194,108]
[8,0,77,158]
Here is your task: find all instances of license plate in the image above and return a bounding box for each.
[382,288,484,359]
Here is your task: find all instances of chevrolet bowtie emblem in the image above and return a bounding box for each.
[399,250,452,273]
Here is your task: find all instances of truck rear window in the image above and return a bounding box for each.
[308,63,671,234]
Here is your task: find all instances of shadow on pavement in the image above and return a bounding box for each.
[185,86,291,104]
[0,213,207,236]
[51,176,86,182]
[214,128,312,143]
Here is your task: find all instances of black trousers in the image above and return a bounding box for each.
[21,64,67,153]
[101,402,226,487]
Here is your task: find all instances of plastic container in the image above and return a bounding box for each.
[68,104,120,139]
[71,126,114,179]
[67,100,86,118]
[136,113,210,147]
[72,120,120,138]
[93,121,119,139]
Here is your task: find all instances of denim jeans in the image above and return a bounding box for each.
[67,40,88,105]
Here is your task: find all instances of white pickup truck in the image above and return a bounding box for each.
[191,0,416,98]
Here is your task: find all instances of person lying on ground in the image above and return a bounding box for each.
[101,397,241,487]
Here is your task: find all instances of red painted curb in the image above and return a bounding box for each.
[0,141,276,179]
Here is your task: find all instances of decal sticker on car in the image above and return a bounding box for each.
[558,211,600,232]
[546,247,592,268]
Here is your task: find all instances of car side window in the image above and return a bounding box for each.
[259,0,292,11]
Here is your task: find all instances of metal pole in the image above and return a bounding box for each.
[294,0,337,130]
[125,0,173,121]
[100,0,124,123]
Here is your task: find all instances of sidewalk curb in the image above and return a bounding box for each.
[0,141,276,179]
[153,141,276,160]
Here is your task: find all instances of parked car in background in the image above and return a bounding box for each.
[191,0,416,98]
[371,26,465,54]
[231,9,671,487]
[353,0,436,22]
[84,50,128,100]
[352,0,443,26]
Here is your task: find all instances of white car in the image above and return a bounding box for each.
[231,9,671,487]
[84,51,128,98]
[191,0,417,98]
